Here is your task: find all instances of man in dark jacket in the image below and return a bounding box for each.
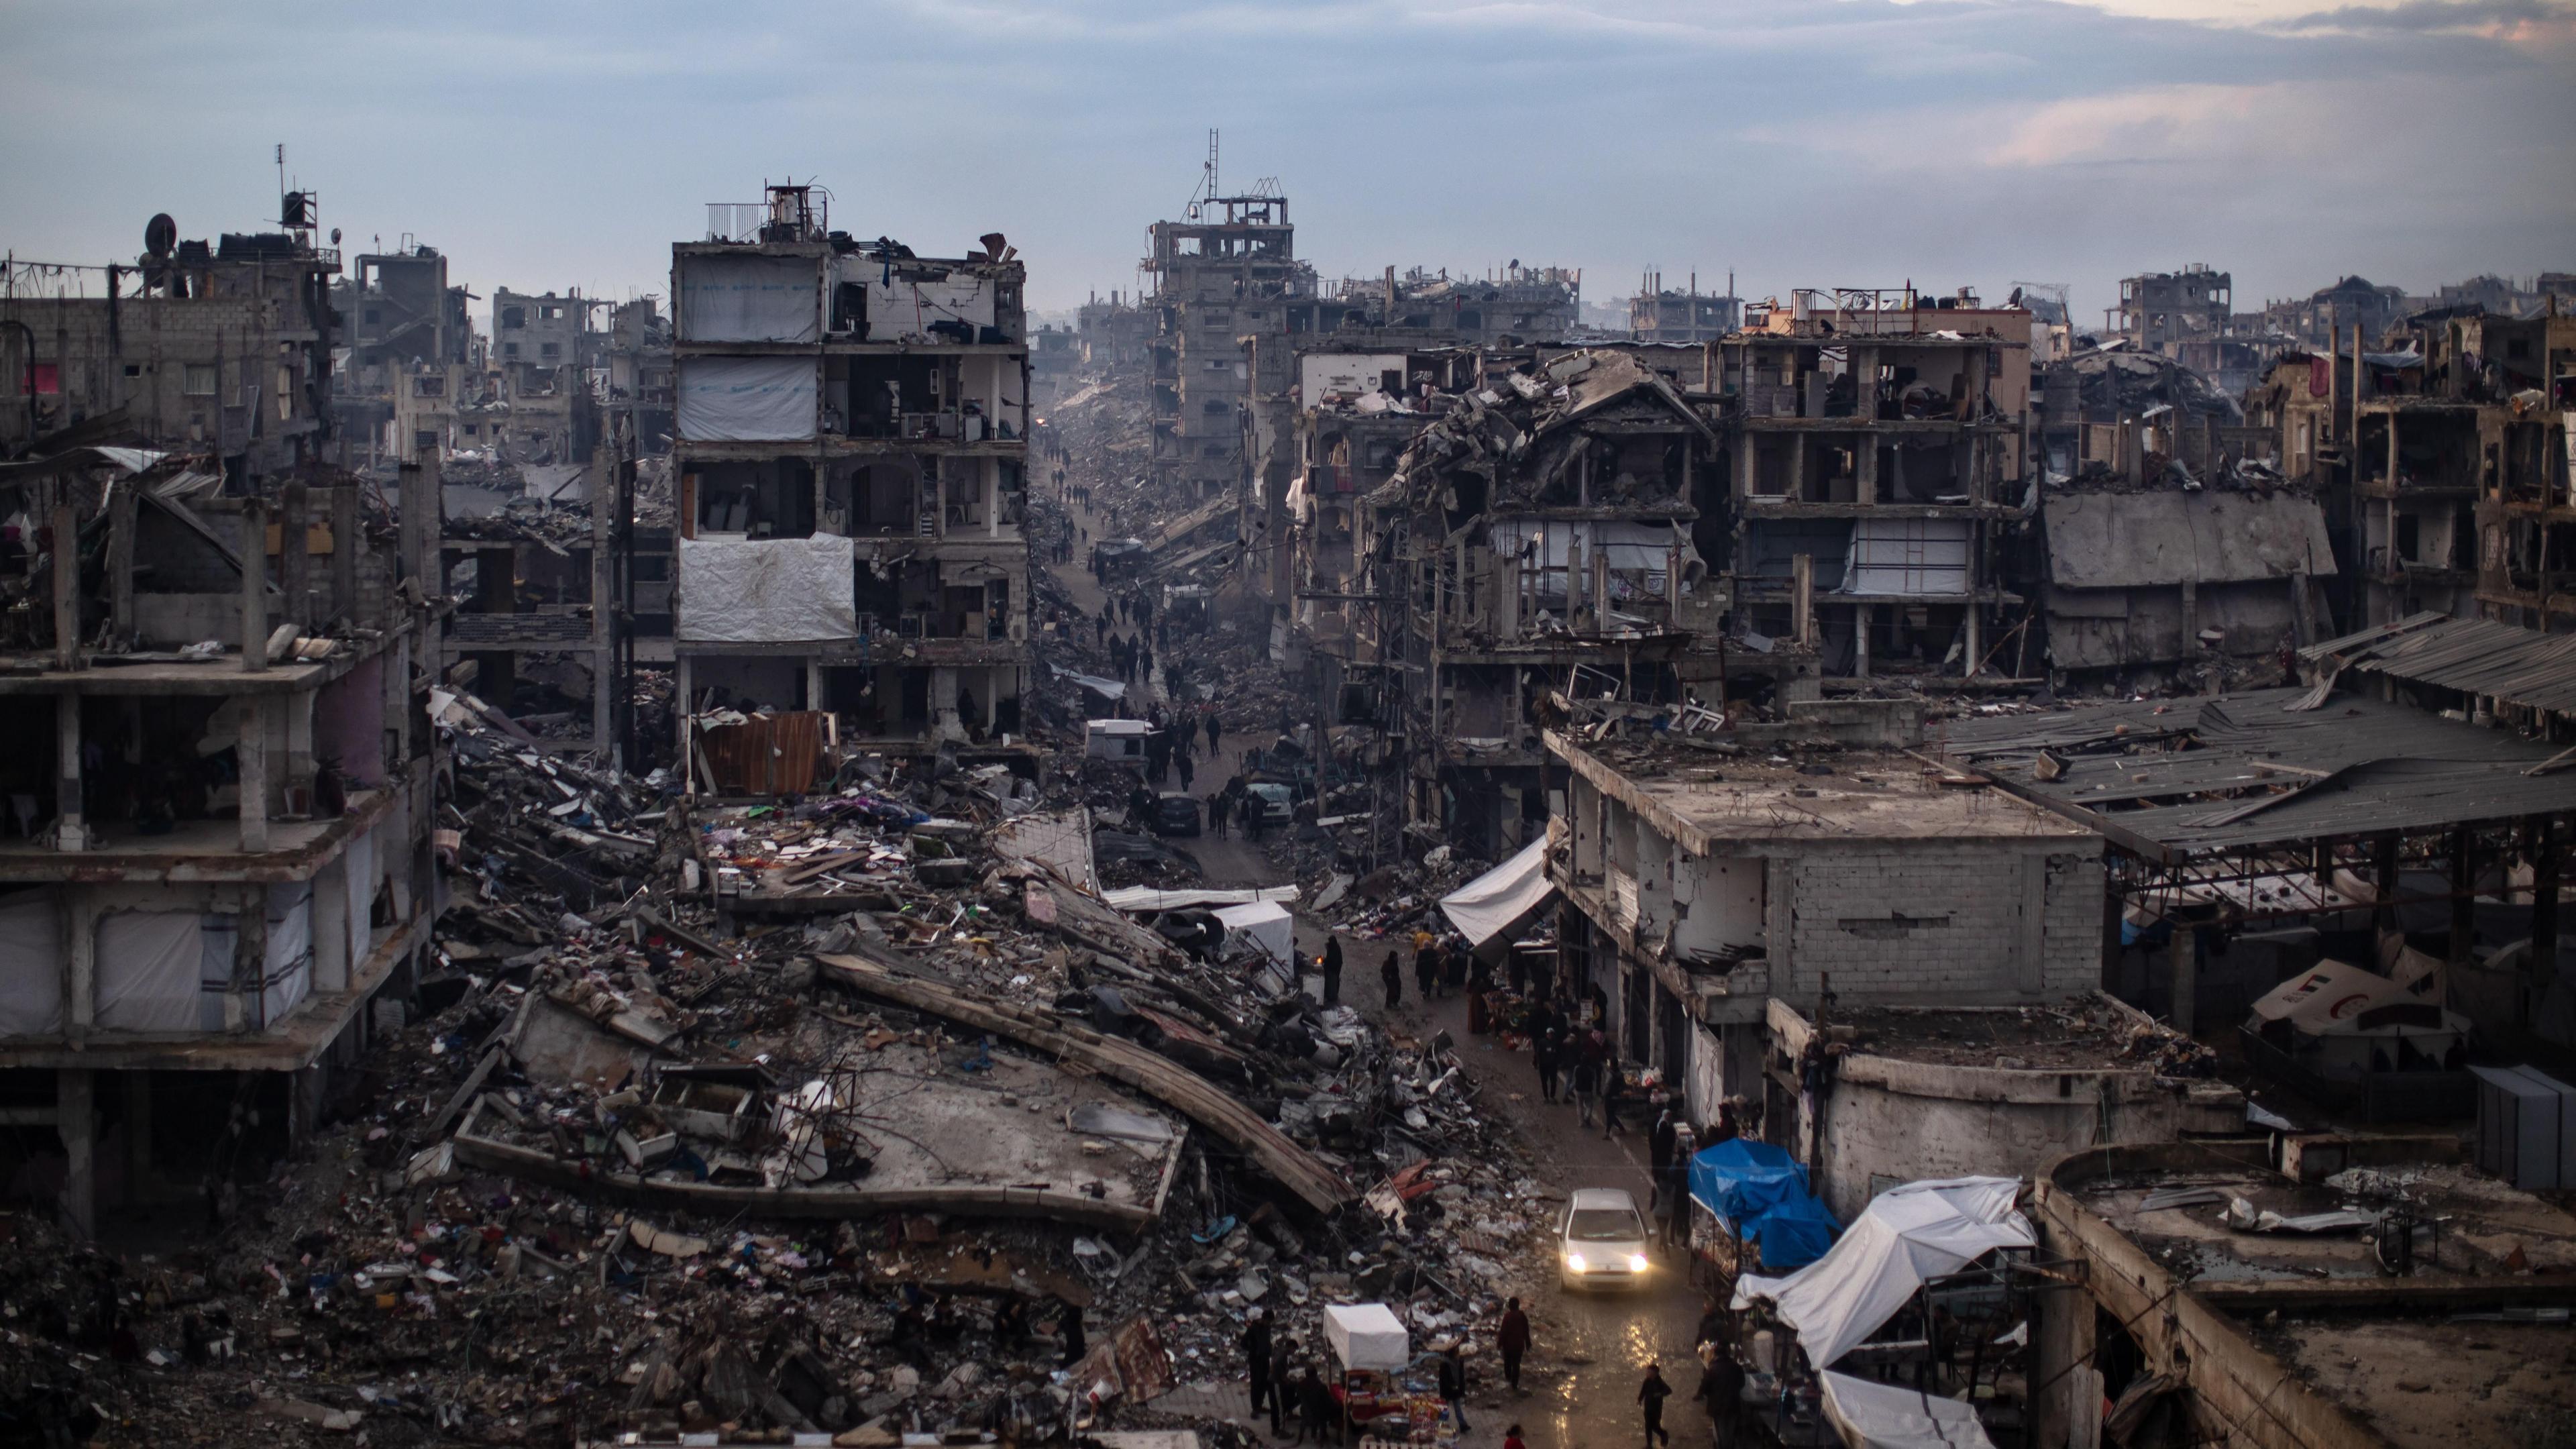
[1296,1363,1338,1446]
[1268,1338,1296,1436]
[1697,1347,1746,1448]
[1497,1297,1532,1393]
[1320,935,1343,1006]
[1380,949,1403,1010]
[1244,1310,1276,1432]
[1436,1344,1470,1432]
[1637,1363,1673,1447]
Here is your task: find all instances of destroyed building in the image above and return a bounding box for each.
[1335,349,1735,856]
[1141,184,1311,510]
[669,184,1032,774]
[331,243,473,468]
[1626,271,1741,343]
[485,286,599,469]
[1717,286,2033,682]
[1074,288,1153,373]
[0,217,339,480]
[2264,273,2409,349]
[1319,264,1582,348]
[0,426,446,1236]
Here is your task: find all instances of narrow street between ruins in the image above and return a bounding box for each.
[1047,496,1703,1449]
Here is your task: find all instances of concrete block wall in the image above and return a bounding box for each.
[1770,843,2104,1006]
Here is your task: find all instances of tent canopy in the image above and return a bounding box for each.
[1689,1138,1840,1272]
[1212,901,1295,970]
[2249,959,2407,1032]
[1440,835,1558,959]
[1735,1177,2031,1369]
[1820,1371,1998,1449]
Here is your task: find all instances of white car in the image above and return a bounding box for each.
[1559,1187,1652,1291]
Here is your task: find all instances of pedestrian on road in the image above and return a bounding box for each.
[1177,751,1195,794]
[1533,1030,1557,1103]
[1244,1309,1277,1430]
[1205,709,1222,754]
[1296,1363,1340,1446]
[1380,950,1402,1010]
[1697,1346,1746,1449]
[1414,941,1439,1001]
[1267,1338,1295,1436]
[1637,1363,1673,1447]
[1503,1426,1527,1449]
[1497,1297,1530,1393]
[1320,936,1343,1006]
[1436,1344,1471,1433]
[1209,791,1230,839]
[1570,1053,1599,1127]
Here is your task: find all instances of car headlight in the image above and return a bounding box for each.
[1564,1252,1587,1273]
[1627,1253,1651,1273]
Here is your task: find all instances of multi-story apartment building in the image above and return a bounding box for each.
[1321,266,1582,347]
[1716,287,2033,681]
[0,211,445,1228]
[1141,189,1314,511]
[669,184,1031,767]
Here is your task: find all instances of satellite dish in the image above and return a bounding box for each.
[144,213,177,258]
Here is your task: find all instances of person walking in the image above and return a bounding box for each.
[1533,1029,1558,1104]
[1413,940,1439,1002]
[1267,1337,1295,1437]
[1436,1344,1470,1434]
[1637,1363,1673,1448]
[1570,1051,1599,1127]
[1599,1057,1626,1140]
[1209,790,1230,839]
[1697,1344,1746,1449]
[1380,949,1403,1010]
[1320,936,1344,1006]
[1296,1362,1339,1446]
[1177,750,1195,794]
[1244,1309,1277,1433]
[1503,1427,1527,1449]
[1497,1297,1530,1394]
[1205,708,1222,755]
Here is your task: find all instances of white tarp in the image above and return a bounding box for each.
[1323,1303,1408,1372]
[1213,902,1295,971]
[1735,1177,2033,1368]
[680,254,819,343]
[264,882,313,1024]
[676,356,816,443]
[1841,517,1970,598]
[1821,1372,1998,1449]
[2249,959,2408,1032]
[343,825,376,979]
[95,910,208,1032]
[676,536,857,643]
[1440,835,1558,956]
[1106,885,1299,912]
[1489,517,1707,589]
[0,891,63,1036]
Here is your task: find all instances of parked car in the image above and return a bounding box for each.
[1244,781,1295,827]
[1152,792,1201,837]
[1559,1187,1652,1291]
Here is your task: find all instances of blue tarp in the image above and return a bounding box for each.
[1688,1138,1839,1272]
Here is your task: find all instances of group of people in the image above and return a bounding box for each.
[1244,1310,1487,1445]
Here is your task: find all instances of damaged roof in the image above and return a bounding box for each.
[2300,612,2576,716]
[1940,688,2576,859]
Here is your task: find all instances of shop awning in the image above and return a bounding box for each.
[1820,1371,1998,1449]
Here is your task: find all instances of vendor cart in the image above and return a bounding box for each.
[1326,1303,1441,1442]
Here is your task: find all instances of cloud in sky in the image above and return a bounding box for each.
[0,1,2567,322]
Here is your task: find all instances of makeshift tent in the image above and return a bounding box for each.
[674,537,859,643]
[1214,901,1295,972]
[1688,1138,1841,1271]
[1440,835,1559,960]
[1819,1371,1998,1449]
[1735,1177,2033,1369]
[1322,1303,1408,1371]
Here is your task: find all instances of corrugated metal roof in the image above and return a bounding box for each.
[1937,688,2576,860]
[2043,488,2337,590]
[2300,613,2576,715]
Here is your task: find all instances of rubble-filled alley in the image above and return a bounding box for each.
[2,150,2573,1449]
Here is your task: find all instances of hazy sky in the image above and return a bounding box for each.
[2,1,2569,323]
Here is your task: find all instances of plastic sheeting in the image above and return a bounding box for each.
[95,910,208,1032]
[1323,1303,1409,1371]
[676,356,816,443]
[343,825,376,979]
[676,536,858,643]
[1735,1177,2032,1368]
[1819,1372,1998,1449]
[1440,835,1558,958]
[680,254,820,344]
[1841,518,1970,598]
[1212,902,1295,970]
[0,891,62,1036]
[1489,517,1707,587]
[1689,1138,1840,1271]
